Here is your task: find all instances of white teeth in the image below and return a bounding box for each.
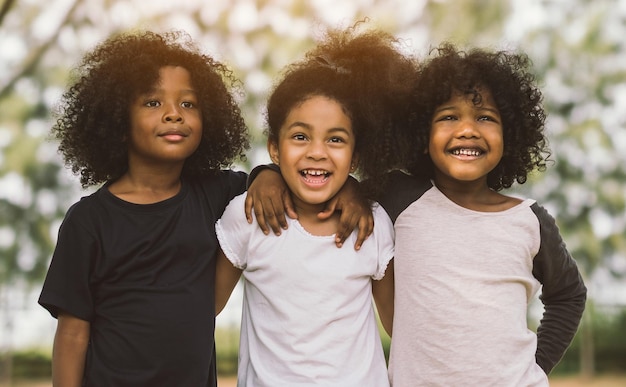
[301,169,329,176]
[452,148,482,156]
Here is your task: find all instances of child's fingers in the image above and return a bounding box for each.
[245,192,271,235]
[251,200,271,235]
[318,197,338,220]
[354,213,374,250]
[244,193,256,224]
[282,191,298,220]
[334,211,358,248]
[263,198,287,235]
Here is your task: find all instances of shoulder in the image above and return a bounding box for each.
[372,203,393,226]
[369,202,395,243]
[219,169,248,184]
[216,192,250,230]
[190,170,248,204]
[61,187,107,222]
[529,202,557,227]
[197,170,247,189]
[222,192,247,215]
[528,202,564,248]
[379,170,433,223]
[52,190,109,249]
[528,202,581,285]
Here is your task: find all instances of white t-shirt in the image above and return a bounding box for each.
[216,193,394,387]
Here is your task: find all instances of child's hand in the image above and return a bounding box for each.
[245,168,298,235]
[317,176,373,250]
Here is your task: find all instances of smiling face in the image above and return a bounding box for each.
[127,66,202,171]
[268,95,356,215]
[428,88,503,189]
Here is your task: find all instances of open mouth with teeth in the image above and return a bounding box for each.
[449,148,484,157]
[300,169,331,183]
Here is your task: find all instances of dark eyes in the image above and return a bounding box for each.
[433,114,457,123]
[143,100,196,108]
[435,114,497,122]
[291,134,346,143]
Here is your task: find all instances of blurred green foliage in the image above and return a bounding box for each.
[1,0,625,380]
[10,307,626,380]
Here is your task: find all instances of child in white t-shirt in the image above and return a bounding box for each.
[215,26,416,387]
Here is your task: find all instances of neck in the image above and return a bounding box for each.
[433,177,520,212]
[107,167,184,204]
[292,198,339,237]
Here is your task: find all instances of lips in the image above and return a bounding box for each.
[449,147,484,157]
[158,129,188,141]
[300,169,330,183]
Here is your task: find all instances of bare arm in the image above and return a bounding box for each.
[52,311,90,387]
[372,259,394,336]
[215,248,243,315]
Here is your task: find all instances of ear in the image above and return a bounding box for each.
[267,139,280,166]
[350,153,359,173]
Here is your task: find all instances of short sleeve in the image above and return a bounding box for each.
[38,205,96,321]
[371,203,395,281]
[215,193,253,269]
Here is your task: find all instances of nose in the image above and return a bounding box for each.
[306,140,327,160]
[163,103,183,123]
[456,118,480,139]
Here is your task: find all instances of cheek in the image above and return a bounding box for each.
[489,134,505,157]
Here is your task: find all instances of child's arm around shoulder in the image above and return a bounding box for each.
[52,311,90,387]
[531,203,587,374]
[245,164,297,235]
[246,164,374,249]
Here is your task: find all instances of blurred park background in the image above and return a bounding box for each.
[1,0,625,385]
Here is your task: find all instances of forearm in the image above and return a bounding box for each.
[372,260,394,336]
[531,203,587,373]
[52,313,90,387]
[536,289,586,373]
[246,163,281,188]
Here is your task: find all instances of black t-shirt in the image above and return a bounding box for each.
[39,171,247,386]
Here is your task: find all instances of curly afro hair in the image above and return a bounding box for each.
[266,25,417,199]
[406,43,550,191]
[53,30,249,187]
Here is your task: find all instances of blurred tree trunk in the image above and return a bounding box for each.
[580,300,595,378]
[0,287,14,387]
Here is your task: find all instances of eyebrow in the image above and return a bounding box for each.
[286,121,312,130]
[433,105,455,114]
[434,105,500,115]
[476,105,500,115]
[286,122,351,134]
[143,87,198,96]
